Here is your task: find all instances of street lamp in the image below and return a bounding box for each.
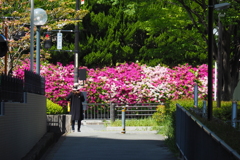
[74,0,85,83]
[30,0,34,71]
[215,3,230,109]
[216,12,227,108]
[208,2,230,120]
[214,3,230,11]
[74,0,80,83]
[34,8,48,74]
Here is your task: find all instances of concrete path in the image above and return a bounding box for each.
[41,123,177,160]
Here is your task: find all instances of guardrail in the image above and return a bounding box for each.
[24,70,45,95]
[83,103,160,121]
[176,103,240,160]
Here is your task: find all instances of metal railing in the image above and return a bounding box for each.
[176,103,240,160]
[0,74,24,102]
[83,103,160,120]
[0,70,45,102]
[84,103,110,119]
[24,70,45,95]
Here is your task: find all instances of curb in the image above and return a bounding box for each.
[106,126,153,131]
[22,132,61,160]
[82,120,105,125]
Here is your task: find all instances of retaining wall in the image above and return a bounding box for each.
[0,93,46,160]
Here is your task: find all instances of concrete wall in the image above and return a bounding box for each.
[47,114,72,134]
[0,93,47,160]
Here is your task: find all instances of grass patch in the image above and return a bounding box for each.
[104,117,158,127]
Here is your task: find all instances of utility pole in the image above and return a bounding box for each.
[4,20,8,75]
[208,0,213,121]
[30,0,34,71]
[74,0,80,83]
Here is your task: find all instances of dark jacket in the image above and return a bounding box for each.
[66,91,85,120]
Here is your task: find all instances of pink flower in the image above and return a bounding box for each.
[13,60,211,107]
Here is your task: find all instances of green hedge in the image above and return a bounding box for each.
[170,99,240,122]
[46,99,64,115]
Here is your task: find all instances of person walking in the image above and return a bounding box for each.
[66,83,85,132]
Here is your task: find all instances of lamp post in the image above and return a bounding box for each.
[34,8,48,74]
[208,2,230,121]
[30,0,34,71]
[208,0,214,121]
[74,0,80,83]
[216,13,226,108]
[214,3,230,109]
[213,28,218,101]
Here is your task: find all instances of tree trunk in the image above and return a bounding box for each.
[222,26,240,101]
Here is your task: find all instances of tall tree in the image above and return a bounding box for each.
[0,0,88,74]
[77,0,147,68]
[69,0,208,68]
[172,0,240,101]
[136,0,207,67]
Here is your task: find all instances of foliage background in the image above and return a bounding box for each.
[1,0,240,102]
[45,0,208,68]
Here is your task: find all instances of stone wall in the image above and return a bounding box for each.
[0,93,46,160]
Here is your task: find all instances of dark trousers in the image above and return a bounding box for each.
[72,120,81,130]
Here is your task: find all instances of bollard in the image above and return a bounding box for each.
[232,101,237,128]
[202,100,206,117]
[121,106,126,134]
[194,83,198,107]
[110,103,115,123]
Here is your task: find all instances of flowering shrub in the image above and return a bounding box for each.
[46,99,64,115]
[13,60,213,108]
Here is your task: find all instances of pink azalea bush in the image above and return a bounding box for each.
[13,60,213,108]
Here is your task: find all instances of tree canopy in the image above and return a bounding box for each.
[0,0,88,73]
[2,0,240,101]
[172,0,240,101]
[47,0,207,68]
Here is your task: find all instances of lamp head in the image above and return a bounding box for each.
[34,8,48,26]
[0,34,8,57]
[214,3,231,11]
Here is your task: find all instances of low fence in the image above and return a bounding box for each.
[176,103,240,160]
[24,70,45,95]
[0,74,23,102]
[0,70,45,102]
[83,103,160,121]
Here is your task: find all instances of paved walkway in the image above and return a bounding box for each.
[41,123,177,160]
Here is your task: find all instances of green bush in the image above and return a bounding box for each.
[46,99,64,115]
[170,99,195,109]
[172,99,240,122]
[152,101,178,155]
[213,102,233,121]
[152,105,167,124]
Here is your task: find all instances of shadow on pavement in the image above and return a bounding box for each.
[42,132,177,160]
